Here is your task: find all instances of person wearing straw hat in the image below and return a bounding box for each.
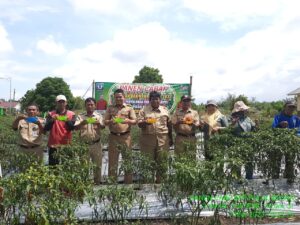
[200,99,228,160]
[231,100,256,179]
[271,99,300,184]
[172,95,200,156]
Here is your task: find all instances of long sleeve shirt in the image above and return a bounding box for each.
[272,113,300,129]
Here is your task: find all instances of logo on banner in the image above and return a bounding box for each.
[96,83,104,90]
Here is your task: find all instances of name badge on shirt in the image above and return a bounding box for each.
[32,126,39,137]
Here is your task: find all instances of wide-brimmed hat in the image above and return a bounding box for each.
[181,95,192,101]
[56,95,67,102]
[205,99,218,107]
[232,101,250,113]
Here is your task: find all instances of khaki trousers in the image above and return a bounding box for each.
[108,133,132,184]
[139,134,169,183]
[19,145,44,164]
[174,135,197,156]
[88,141,102,184]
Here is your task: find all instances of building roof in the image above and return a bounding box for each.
[0,101,19,109]
[288,88,300,95]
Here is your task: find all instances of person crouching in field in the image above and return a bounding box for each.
[104,89,137,184]
[44,95,76,166]
[75,97,105,185]
[172,95,199,157]
[272,100,300,184]
[138,91,173,183]
[12,103,45,163]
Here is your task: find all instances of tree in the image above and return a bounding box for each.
[20,77,74,112]
[218,93,250,111]
[133,66,163,83]
[73,96,85,110]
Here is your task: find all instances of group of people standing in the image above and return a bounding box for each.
[12,89,300,184]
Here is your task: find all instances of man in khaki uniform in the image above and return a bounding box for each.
[12,103,44,163]
[172,95,199,156]
[138,91,173,183]
[104,89,137,184]
[76,97,105,185]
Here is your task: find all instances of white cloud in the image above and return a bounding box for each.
[25,5,59,13]
[1,0,300,102]
[36,35,66,55]
[0,1,59,23]
[68,0,169,18]
[182,0,283,30]
[0,24,13,53]
[53,14,300,102]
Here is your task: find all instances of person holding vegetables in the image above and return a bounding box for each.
[75,97,105,185]
[104,89,137,184]
[44,95,76,166]
[138,91,173,183]
[172,95,200,156]
[12,103,45,163]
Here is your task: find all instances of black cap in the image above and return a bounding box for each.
[181,95,192,101]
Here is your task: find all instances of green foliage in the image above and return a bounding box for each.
[0,152,93,224]
[159,127,300,225]
[73,96,85,110]
[88,185,147,223]
[218,93,250,111]
[209,127,300,181]
[133,66,163,83]
[20,77,75,112]
[191,102,205,114]
[1,114,300,224]
[251,101,284,118]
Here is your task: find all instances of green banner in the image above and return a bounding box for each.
[94,82,190,113]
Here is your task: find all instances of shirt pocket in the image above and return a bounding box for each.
[120,111,129,118]
[19,124,29,131]
[159,115,168,126]
[32,125,40,137]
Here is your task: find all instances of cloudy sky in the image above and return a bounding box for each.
[0,0,299,104]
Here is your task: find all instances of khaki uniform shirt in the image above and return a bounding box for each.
[138,104,170,135]
[17,118,44,147]
[104,103,136,133]
[76,111,104,143]
[172,108,200,135]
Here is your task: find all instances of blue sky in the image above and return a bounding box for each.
[0,0,299,103]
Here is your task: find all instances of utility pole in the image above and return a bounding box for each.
[189,75,193,96]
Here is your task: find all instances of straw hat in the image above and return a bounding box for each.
[232,101,250,113]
